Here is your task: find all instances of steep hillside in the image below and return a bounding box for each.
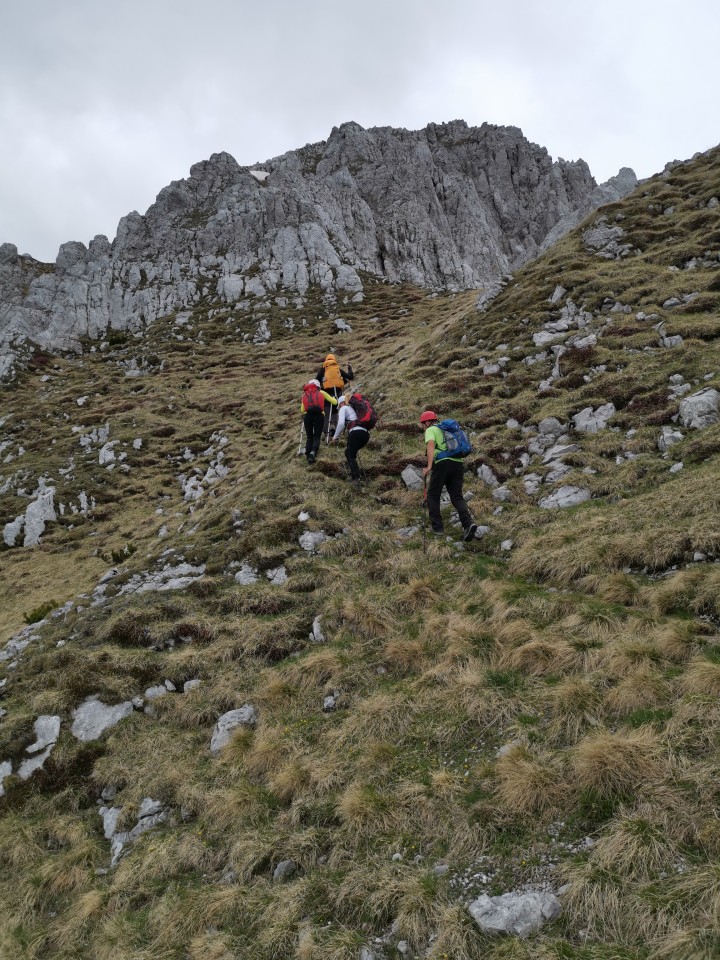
[0,119,637,380]
[1,146,720,960]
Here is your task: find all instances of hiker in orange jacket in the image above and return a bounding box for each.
[315,354,354,437]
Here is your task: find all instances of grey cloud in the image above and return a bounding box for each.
[1,0,718,261]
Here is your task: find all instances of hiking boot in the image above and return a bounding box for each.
[430,528,444,536]
[307,453,316,464]
[463,523,478,542]
[350,477,361,489]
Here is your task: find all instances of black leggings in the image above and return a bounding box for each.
[303,411,324,457]
[426,459,472,532]
[346,428,369,479]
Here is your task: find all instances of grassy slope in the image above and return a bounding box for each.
[1,149,720,959]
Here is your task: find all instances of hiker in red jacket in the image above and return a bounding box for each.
[300,380,338,464]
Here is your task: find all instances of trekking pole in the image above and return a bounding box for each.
[422,474,427,556]
[297,421,304,457]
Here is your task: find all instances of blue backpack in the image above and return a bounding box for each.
[435,419,472,461]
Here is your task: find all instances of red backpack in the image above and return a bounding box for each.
[349,393,378,429]
[302,383,324,413]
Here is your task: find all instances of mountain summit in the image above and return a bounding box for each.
[0,120,636,379]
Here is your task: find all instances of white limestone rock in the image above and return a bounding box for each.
[658,426,684,452]
[538,486,591,509]
[4,483,58,548]
[71,698,134,742]
[210,705,258,754]
[299,530,328,552]
[3,515,25,547]
[234,563,259,585]
[98,441,118,465]
[266,565,288,585]
[538,417,565,437]
[401,465,424,491]
[679,388,720,429]
[119,563,206,595]
[99,805,123,839]
[310,616,325,643]
[477,464,500,488]
[572,403,616,433]
[468,891,561,938]
[0,760,13,796]
[18,747,54,780]
[542,441,580,463]
[26,715,61,753]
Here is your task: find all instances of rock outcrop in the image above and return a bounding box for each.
[1,120,636,378]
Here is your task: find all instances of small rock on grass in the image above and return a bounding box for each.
[272,859,297,881]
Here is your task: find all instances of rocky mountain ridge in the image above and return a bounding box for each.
[0,120,636,379]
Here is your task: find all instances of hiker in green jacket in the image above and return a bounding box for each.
[420,410,477,540]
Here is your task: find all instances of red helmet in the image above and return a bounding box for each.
[420,410,438,424]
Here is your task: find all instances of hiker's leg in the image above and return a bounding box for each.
[446,461,473,528]
[303,413,315,457]
[345,429,367,480]
[426,460,448,532]
[309,412,324,456]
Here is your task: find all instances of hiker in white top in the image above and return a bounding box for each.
[331,396,369,484]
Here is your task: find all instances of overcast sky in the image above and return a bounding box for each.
[1,0,717,262]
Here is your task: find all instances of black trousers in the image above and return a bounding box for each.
[427,459,472,532]
[346,428,369,479]
[303,411,324,457]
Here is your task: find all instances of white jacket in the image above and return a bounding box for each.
[332,404,365,440]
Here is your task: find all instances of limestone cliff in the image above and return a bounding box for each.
[0,119,637,378]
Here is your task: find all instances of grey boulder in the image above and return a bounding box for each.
[477,464,500,488]
[210,705,258,753]
[679,387,720,429]
[538,486,591,509]
[468,891,561,938]
[401,465,424,491]
[572,403,615,433]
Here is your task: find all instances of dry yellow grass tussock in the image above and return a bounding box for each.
[680,655,720,696]
[501,637,578,677]
[590,809,683,881]
[573,727,664,798]
[604,666,671,717]
[336,781,398,835]
[494,745,564,817]
[562,861,668,944]
[651,927,720,960]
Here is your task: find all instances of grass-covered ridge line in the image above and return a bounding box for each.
[1,148,720,958]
